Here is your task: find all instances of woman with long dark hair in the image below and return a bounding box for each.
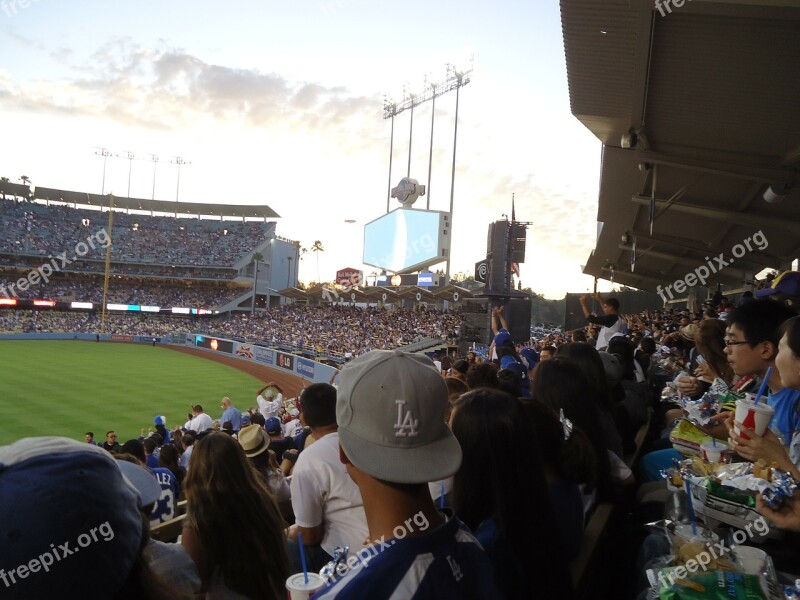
[182,432,289,599]
[450,388,574,599]
[531,357,617,504]
[694,318,734,385]
[555,342,625,458]
[158,443,186,495]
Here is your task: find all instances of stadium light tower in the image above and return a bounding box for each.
[149,154,159,200]
[172,156,191,216]
[94,147,114,195]
[382,58,472,285]
[125,151,135,198]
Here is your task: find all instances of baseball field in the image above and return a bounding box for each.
[0,340,303,446]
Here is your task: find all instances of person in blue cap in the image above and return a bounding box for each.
[154,416,171,445]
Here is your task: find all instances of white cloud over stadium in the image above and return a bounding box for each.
[0,0,607,298]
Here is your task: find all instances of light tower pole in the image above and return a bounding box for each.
[149,154,159,200]
[382,59,472,285]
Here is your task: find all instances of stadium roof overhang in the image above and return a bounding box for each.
[433,285,476,300]
[278,287,309,300]
[31,187,280,219]
[560,0,800,293]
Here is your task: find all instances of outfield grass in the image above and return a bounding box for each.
[0,341,261,446]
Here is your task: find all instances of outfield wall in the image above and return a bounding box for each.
[0,332,338,384]
[0,333,168,343]
[184,333,338,384]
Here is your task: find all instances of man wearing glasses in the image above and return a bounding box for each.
[723,299,799,444]
[100,431,121,454]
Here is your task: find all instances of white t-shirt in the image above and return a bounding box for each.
[188,412,212,433]
[282,418,302,439]
[257,393,283,420]
[596,315,625,351]
[290,432,369,557]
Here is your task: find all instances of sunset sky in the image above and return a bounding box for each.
[0,0,611,298]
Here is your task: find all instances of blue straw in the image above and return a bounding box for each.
[297,532,309,584]
[712,437,716,448]
[440,482,445,509]
[753,367,772,405]
[684,480,697,536]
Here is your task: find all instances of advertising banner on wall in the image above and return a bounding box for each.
[336,268,363,287]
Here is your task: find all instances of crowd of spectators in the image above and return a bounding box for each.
[0,256,236,280]
[4,271,800,598]
[207,304,462,357]
[0,303,462,356]
[0,198,270,267]
[0,274,245,308]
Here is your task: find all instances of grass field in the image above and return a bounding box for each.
[0,341,262,446]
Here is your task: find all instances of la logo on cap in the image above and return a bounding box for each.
[394,399,419,437]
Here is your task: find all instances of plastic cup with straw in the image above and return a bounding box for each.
[684,480,698,537]
[738,367,774,439]
[298,532,309,584]
[286,532,325,599]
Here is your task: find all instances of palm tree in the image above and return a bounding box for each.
[19,175,31,186]
[251,251,263,314]
[311,241,324,284]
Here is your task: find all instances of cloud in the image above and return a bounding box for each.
[0,39,376,135]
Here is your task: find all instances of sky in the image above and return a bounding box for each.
[0,0,611,298]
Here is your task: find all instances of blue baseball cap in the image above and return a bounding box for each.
[154,415,166,426]
[756,271,800,299]
[494,328,512,347]
[519,348,538,368]
[265,417,282,435]
[501,362,531,399]
[0,437,144,599]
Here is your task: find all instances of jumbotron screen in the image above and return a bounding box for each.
[363,208,450,273]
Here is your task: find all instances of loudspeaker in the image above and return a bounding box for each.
[487,221,509,292]
[461,312,488,343]
[510,224,527,264]
[505,299,532,343]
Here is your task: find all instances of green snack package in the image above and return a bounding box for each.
[658,568,767,599]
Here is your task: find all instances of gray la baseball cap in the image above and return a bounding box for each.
[337,349,462,484]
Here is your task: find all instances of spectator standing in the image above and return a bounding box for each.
[257,382,283,420]
[188,405,212,433]
[219,397,242,433]
[579,292,625,351]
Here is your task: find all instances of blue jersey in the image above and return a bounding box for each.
[150,467,179,527]
[314,511,500,600]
